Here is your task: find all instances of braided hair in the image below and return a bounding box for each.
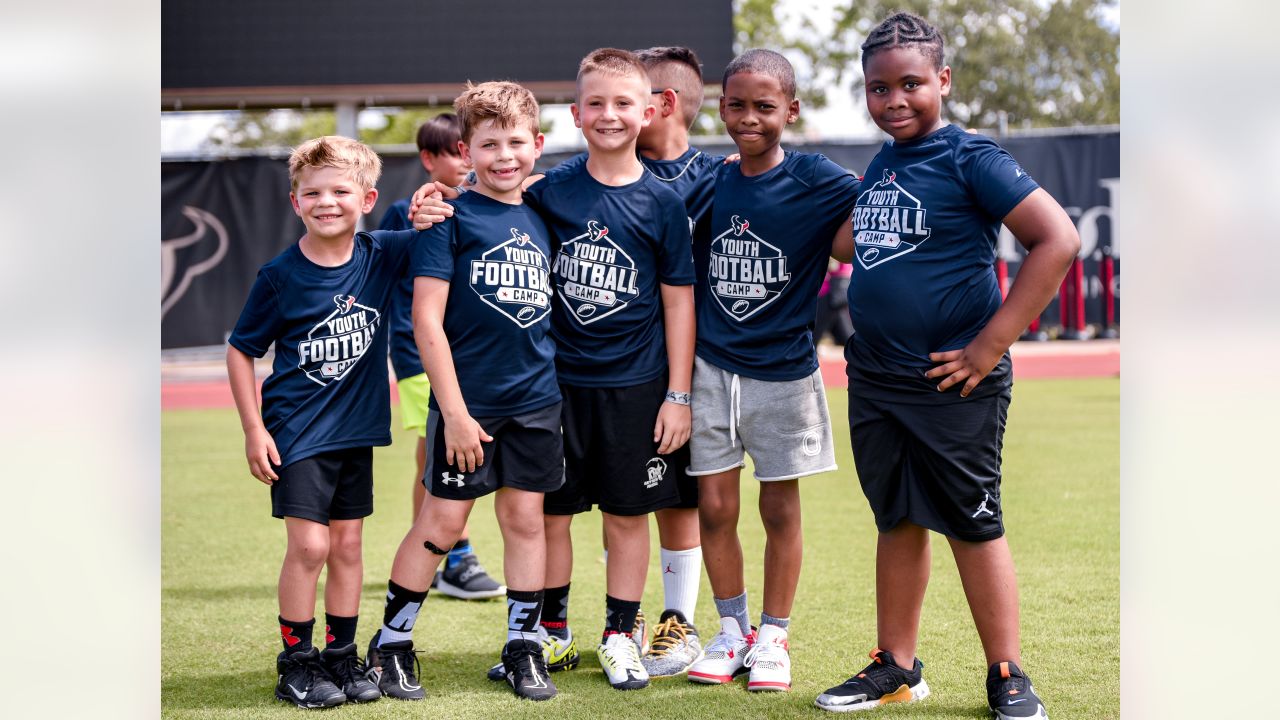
[860,11,944,70]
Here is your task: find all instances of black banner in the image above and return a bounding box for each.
[161,130,1118,348]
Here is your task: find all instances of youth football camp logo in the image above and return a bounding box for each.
[553,219,641,325]
[853,169,932,270]
[297,294,381,386]
[708,214,791,321]
[470,227,552,328]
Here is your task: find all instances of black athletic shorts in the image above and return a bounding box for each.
[422,402,564,501]
[271,446,373,524]
[848,381,1011,542]
[546,376,688,517]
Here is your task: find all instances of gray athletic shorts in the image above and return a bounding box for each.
[688,356,837,481]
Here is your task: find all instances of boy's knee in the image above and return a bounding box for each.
[285,537,330,572]
[328,533,363,566]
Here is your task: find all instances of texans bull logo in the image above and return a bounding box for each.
[162,206,229,318]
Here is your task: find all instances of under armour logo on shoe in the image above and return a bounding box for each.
[972,492,995,518]
[441,472,466,487]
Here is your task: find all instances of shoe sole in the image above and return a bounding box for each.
[688,666,748,684]
[436,578,506,600]
[814,679,930,712]
[748,680,791,692]
[992,703,1047,720]
[275,691,346,709]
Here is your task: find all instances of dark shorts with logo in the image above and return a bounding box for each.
[546,377,687,517]
[422,402,565,501]
[848,380,1011,542]
[271,446,374,524]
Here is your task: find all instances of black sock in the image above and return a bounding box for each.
[324,613,358,648]
[379,579,428,646]
[507,588,544,643]
[603,595,641,639]
[540,583,571,639]
[279,616,314,654]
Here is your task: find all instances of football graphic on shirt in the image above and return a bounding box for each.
[707,215,791,322]
[469,227,552,328]
[552,218,641,325]
[852,169,932,270]
[297,296,381,386]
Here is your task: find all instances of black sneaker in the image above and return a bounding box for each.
[987,661,1048,719]
[367,638,425,700]
[501,638,557,701]
[320,643,381,703]
[814,648,930,712]
[437,553,505,600]
[274,647,346,709]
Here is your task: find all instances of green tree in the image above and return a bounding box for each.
[738,0,1119,129]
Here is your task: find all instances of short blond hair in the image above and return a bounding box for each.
[287,135,382,191]
[453,81,541,142]
[576,47,649,98]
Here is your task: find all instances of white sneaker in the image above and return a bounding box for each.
[687,617,754,684]
[596,632,649,690]
[745,623,791,691]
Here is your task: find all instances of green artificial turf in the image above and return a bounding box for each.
[161,377,1118,719]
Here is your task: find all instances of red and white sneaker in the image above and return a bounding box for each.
[745,623,791,691]
[687,617,754,684]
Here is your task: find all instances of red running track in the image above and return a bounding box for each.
[163,341,1118,411]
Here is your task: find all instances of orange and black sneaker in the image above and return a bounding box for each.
[814,648,930,712]
[986,661,1048,719]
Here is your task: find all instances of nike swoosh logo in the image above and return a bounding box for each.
[1008,698,1027,704]
[286,684,308,700]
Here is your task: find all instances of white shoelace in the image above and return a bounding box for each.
[744,639,786,668]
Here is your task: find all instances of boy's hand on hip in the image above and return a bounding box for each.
[926,337,1004,398]
[245,427,280,484]
[654,402,691,455]
[444,414,492,473]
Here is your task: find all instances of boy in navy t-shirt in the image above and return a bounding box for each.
[812,13,1079,720]
[227,135,409,708]
[685,49,860,693]
[522,48,696,692]
[364,81,564,703]
[378,114,504,602]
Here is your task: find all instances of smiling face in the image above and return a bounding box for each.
[571,69,654,155]
[863,46,951,142]
[289,165,377,242]
[719,71,799,172]
[460,118,543,203]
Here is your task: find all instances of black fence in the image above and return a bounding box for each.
[161,130,1118,349]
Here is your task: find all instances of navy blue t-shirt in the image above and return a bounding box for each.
[545,148,723,236]
[411,191,560,416]
[695,151,860,381]
[526,165,696,387]
[377,197,426,381]
[228,230,418,466]
[845,124,1039,399]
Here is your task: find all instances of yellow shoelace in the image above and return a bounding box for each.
[646,617,688,657]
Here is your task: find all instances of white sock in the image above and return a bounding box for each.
[660,546,702,625]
